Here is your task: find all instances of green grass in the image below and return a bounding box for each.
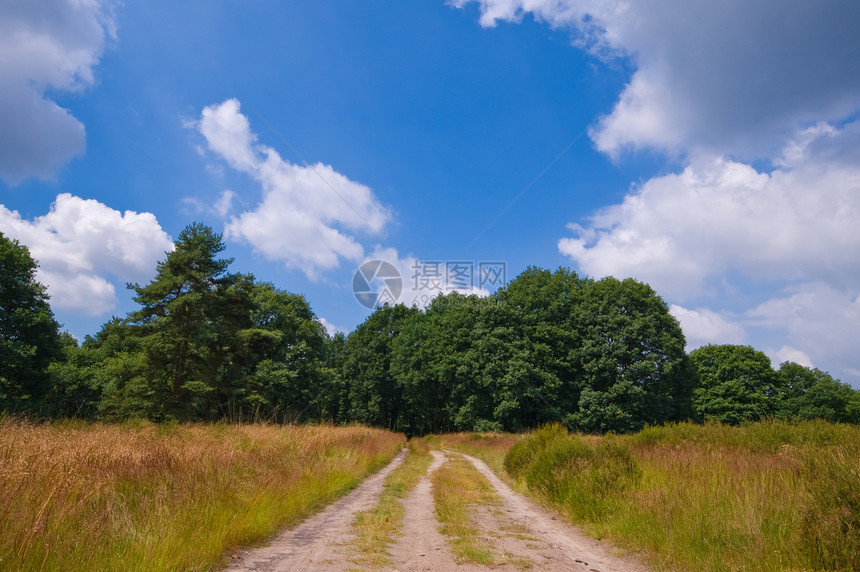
[431,454,500,565]
[0,419,404,572]
[349,438,433,569]
[503,421,860,572]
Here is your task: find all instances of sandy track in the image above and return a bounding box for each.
[222,448,648,572]
[223,449,407,572]
[386,451,485,572]
[453,451,649,572]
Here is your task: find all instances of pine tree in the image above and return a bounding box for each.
[125,222,253,420]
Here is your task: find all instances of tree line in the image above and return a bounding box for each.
[2,225,859,432]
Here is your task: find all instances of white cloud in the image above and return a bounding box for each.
[0,194,173,315]
[318,317,341,337]
[455,1,860,385]
[0,0,116,183]
[773,346,814,369]
[36,271,117,315]
[198,100,259,172]
[453,0,860,158]
[364,246,491,310]
[196,99,392,278]
[669,305,745,351]
[557,123,860,385]
[214,190,236,218]
[746,283,860,378]
[559,123,860,300]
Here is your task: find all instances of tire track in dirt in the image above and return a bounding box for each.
[223,449,407,572]
[386,450,484,571]
[386,450,648,572]
[223,448,648,571]
[453,451,649,572]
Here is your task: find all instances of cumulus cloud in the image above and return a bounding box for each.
[773,346,814,369]
[453,0,860,158]
[365,246,491,309]
[0,0,115,183]
[557,123,860,384]
[669,305,745,351]
[318,317,341,337]
[746,283,860,378]
[0,194,173,314]
[559,123,860,300]
[455,1,860,384]
[196,99,391,278]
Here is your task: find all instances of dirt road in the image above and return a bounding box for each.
[224,449,648,572]
[223,450,407,572]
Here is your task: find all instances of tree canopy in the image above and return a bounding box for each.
[2,224,858,431]
[350,268,695,435]
[0,232,62,411]
[91,223,333,423]
[691,344,777,424]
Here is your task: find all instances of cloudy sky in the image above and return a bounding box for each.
[2,0,859,386]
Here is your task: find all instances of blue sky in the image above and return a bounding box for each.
[2,1,860,386]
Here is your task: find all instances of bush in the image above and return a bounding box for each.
[504,424,640,521]
[506,420,860,571]
[504,422,567,477]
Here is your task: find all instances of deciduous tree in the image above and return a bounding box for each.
[691,344,777,424]
[0,232,61,411]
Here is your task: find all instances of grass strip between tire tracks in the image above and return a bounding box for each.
[431,452,501,565]
[348,438,433,570]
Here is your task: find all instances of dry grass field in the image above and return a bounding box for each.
[0,419,403,571]
[4,418,858,571]
[500,421,860,571]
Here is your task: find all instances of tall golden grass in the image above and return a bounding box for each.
[0,419,404,571]
[504,421,860,571]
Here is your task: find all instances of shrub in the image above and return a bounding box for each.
[505,424,640,521]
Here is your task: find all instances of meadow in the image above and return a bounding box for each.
[0,419,403,571]
[4,418,859,571]
[496,421,860,571]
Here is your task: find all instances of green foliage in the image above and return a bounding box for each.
[114,223,252,420]
[571,381,647,433]
[392,293,527,435]
[577,277,695,426]
[504,422,569,476]
[391,268,692,435]
[691,344,777,424]
[0,232,62,411]
[344,304,421,431]
[89,223,331,422]
[9,223,853,432]
[45,333,104,418]
[244,283,332,422]
[502,421,860,572]
[505,424,641,520]
[495,267,587,421]
[775,361,860,423]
